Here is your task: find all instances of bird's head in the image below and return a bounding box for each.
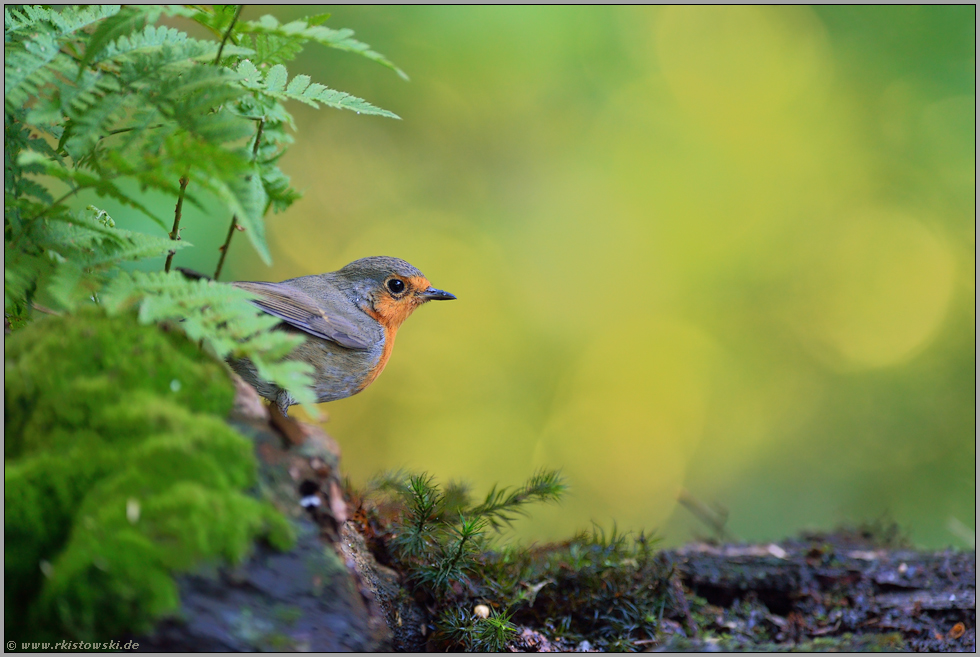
[337,256,455,330]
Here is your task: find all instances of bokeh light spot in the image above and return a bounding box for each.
[538,317,717,528]
[791,211,956,370]
[654,6,832,133]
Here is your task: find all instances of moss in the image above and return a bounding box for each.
[4,309,295,641]
[4,309,234,458]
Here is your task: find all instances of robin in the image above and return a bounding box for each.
[229,256,455,416]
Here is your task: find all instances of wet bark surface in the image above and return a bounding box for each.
[659,535,975,652]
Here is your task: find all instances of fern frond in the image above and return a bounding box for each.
[303,85,400,119]
[6,4,402,350]
[48,207,189,267]
[260,163,302,214]
[79,5,164,69]
[4,251,50,314]
[102,271,316,407]
[11,178,54,206]
[4,5,49,34]
[159,69,251,142]
[4,6,132,110]
[156,136,271,262]
[93,24,250,68]
[4,33,62,102]
[4,5,120,41]
[113,40,245,87]
[58,76,129,160]
[46,260,85,310]
[236,60,400,118]
[250,358,316,408]
[80,231,190,269]
[4,202,186,315]
[16,151,168,230]
[4,115,59,206]
[238,15,409,80]
[250,33,304,66]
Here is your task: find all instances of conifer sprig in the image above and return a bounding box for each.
[375,470,567,594]
[359,469,670,651]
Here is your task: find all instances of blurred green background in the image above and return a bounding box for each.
[175,6,976,548]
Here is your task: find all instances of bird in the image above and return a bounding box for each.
[228,256,455,416]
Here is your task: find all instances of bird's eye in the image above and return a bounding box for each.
[387,278,406,295]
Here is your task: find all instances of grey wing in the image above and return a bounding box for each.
[233,281,372,350]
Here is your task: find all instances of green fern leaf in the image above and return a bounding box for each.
[5,5,121,41]
[284,73,312,95]
[94,24,249,66]
[306,13,332,26]
[252,358,316,406]
[84,233,191,268]
[251,33,304,66]
[13,179,54,205]
[305,86,400,118]
[80,5,164,70]
[265,64,288,93]
[48,5,121,39]
[101,271,317,409]
[60,81,129,159]
[4,33,61,100]
[261,164,302,214]
[209,164,270,265]
[46,260,84,310]
[4,6,47,33]
[16,152,169,230]
[233,59,399,118]
[235,59,263,90]
[238,15,409,80]
[4,251,51,314]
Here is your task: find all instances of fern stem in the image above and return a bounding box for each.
[213,216,238,280]
[252,118,265,158]
[31,303,61,317]
[213,5,244,65]
[214,117,265,281]
[164,175,189,273]
[105,124,165,137]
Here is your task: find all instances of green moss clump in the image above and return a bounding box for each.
[5,310,234,458]
[4,309,295,641]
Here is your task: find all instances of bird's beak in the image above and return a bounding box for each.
[420,286,456,301]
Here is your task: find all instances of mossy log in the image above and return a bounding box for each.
[134,378,389,651]
[4,311,388,650]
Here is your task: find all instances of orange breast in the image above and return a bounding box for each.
[358,321,398,391]
[357,275,431,392]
